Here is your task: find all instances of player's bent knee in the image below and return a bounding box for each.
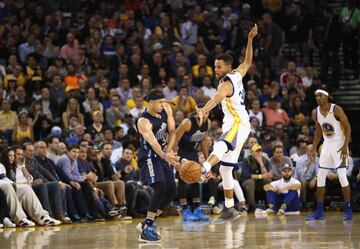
[211,141,229,160]
[219,165,234,190]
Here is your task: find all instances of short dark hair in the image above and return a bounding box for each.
[101,142,112,150]
[22,142,34,151]
[46,135,59,145]
[216,54,233,66]
[67,143,80,151]
[273,145,284,152]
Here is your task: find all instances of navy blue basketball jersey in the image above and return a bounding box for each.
[178,116,208,153]
[137,109,168,161]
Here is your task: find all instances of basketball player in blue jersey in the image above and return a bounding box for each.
[196,24,258,224]
[174,113,211,222]
[306,89,352,220]
[136,89,180,242]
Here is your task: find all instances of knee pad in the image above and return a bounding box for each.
[219,165,234,190]
[317,168,328,187]
[337,168,349,187]
[211,141,229,161]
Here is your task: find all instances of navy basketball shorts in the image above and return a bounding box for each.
[139,157,176,186]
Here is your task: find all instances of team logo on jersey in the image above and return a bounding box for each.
[322,123,335,137]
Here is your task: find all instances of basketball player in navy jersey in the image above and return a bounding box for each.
[136,89,180,242]
[174,113,211,222]
[306,89,352,220]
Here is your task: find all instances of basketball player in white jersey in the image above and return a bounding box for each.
[196,24,257,223]
[306,89,352,220]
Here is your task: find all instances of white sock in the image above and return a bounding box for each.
[225,198,234,208]
[233,180,245,203]
[203,162,211,173]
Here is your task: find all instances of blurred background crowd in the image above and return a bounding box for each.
[0,0,359,227]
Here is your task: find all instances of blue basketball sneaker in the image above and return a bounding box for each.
[138,225,161,243]
[193,207,209,221]
[306,210,325,220]
[182,208,198,222]
[343,206,352,221]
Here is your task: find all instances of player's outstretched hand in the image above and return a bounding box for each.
[165,151,180,166]
[248,24,258,39]
[196,106,204,126]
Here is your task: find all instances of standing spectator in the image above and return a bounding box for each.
[294,144,318,207]
[340,0,360,77]
[269,145,294,180]
[241,144,273,212]
[264,164,301,215]
[321,7,341,89]
[181,10,198,57]
[262,12,284,60]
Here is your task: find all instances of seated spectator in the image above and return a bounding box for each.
[259,84,281,106]
[77,147,121,220]
[0,148,57,226]
[87,111,105,143]
[272,122,290,152]
[23,142,66,222]
[249,99,265,127]
[288,95,309,128]
[262,97,290,127]
[264,164,301,215]
[243,135,269,160]
[294,144,318,207]
[250,117,262,137]
[56,143,94,221]
[290,140,308,165]
[125,86,148,110]
[269,145,294,180]
[33,141,73,224]
[62,98,85,129]
[241,144,273,211]
[12,110,34,143]
[65,124,85,146]
[171,86,197,116]
[280,61,303,86]
[103,127,122,150]
[106,94,129,128]
[163,77,178,101]
[90,143,130,218]
[0,100,17,139]
[201,75,216,99]
[191,54,213,78]
[129,96,146,122]
[116,78,133,106]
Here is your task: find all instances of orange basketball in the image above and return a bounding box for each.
[179,160,202,184]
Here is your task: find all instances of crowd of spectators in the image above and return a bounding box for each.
[0,0,359,227]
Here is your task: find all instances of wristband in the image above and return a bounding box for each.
[259,174,263,180]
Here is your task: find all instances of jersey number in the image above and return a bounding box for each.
[239,89,245,105]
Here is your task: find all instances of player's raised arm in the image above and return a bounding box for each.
[334,105,351,159]
[311,109,322,154]
[137,117,179,165]
[236,24,258,77]
[163,102,176,152]
[173,118,191,153]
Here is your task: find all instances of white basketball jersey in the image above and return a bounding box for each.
[316,103,344,142]
[220,70,250,131]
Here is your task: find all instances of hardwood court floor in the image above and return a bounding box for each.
[0,213,359,249]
